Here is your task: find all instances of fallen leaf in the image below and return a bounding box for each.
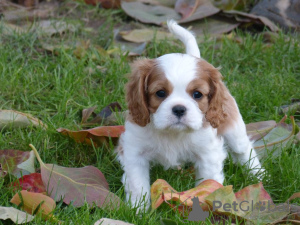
[205,185,243,216]
[235,183,273,204]
[212,0,250,11]
[246,120,277,141]
[287,192,300,202]
[57,125,125,147]
[279,101,300,115]
[253,116,299,159]
[0,110,47,129]
[121,1,181,25]
[0,206,35,224]
[183,16,239,36]
[94,218,134,225]
[84,0,121,8]
[0,150,35,178]
[177,0,220,23]
[33,20,77,37]
[2,7,54,22]
[18,0,37,7]
[139,0,176,7]
[223,10,280,32]
[251,0,300,31]
[120,29,173,43]
[205,182,289,223]
[73,40,91,59]
[151,179,223,211]
[29,144,121,209]
[244,206,290,224]
[151,179,293,224]
[0,163,7,177]
[40,42,71,54]
[1,22,26,35]
[81,102,123,125]
[114,29,147,56]
[10,190,56,221]
[175,0,201,20]
[11,173,46,194]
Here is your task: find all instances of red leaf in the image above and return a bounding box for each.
[235,182,273,204]
[57,125,125,147]
[11,173,46,193]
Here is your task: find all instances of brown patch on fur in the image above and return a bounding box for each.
[197,60,239,134]
[186,75,210,114]
[126,58,155,126]
[147,67,173,114]
[126,58,172,126]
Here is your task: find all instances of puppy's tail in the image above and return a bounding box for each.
[167,20,200,58]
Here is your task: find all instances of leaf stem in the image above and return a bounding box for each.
[29,144,45,167]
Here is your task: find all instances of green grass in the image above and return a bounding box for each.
[0,2,300,224]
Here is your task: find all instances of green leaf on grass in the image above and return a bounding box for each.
[29,144,121,209]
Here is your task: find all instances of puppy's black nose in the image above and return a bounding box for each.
[172,105,186,118]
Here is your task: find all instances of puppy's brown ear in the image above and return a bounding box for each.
[126,58,155,127]
[205,68,233,129]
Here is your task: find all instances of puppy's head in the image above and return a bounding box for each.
[126,54,233,132]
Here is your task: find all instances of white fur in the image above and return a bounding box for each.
[117,22,263,211]
[168,20,200,58]
[153,54,203,131]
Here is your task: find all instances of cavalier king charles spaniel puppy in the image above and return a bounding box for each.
[117,20,263,210]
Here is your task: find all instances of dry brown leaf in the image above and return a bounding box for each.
[223,10,280,32]
[120,29,173,43]
[177,0,220,23]
[121,1,181,25]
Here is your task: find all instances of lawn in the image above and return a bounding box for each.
[0,1,299,224]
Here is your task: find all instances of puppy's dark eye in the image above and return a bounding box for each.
[193,91,203,99]
[156,90,166,98]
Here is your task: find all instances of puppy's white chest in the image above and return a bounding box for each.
[140,127,222,168]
